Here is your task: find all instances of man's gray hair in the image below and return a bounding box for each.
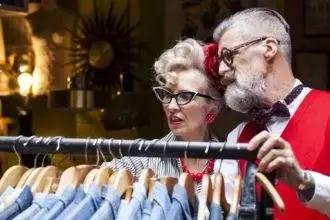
[213,8,292,64]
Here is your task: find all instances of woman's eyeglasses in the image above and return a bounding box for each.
[219,37,280,67]
[152,87,215,105]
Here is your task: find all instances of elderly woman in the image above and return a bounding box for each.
[105,38,236,197]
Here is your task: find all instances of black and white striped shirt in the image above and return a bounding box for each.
[103,132,238,199]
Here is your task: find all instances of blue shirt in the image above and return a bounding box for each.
[55,185,86,220]
[14,192,57,220]
[90,185,121,220]
[142,199,152,220]
[35,187,76,220]
[150,182,171,220]
[209,203,223,220]
[168,184,193,220]
[117,182,147,220]
[62,184,101,220]
[0,186,33,220]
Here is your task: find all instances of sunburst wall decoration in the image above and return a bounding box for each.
[63,0,144,91]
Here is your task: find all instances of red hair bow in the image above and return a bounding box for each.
[203,43,224,93]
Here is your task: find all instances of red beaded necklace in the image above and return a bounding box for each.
[180,158,215,182]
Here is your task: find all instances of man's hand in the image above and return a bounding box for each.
[248,130,306,189]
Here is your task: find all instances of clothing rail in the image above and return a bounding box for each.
[0,136,257,160]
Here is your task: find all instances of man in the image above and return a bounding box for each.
[213,8,330,219]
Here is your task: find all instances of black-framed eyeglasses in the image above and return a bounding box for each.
[152,87,215,105]
[219,37,280,67]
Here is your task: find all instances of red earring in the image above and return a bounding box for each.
[205,113,216,124]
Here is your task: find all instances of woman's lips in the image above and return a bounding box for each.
[169,115,183,126]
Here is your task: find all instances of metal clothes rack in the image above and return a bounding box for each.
[0,136,257,160]
[0,135,275,219]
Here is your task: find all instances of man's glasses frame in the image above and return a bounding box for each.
[219,37,281,68]
[152,87,215,106]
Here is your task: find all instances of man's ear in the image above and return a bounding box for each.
[264,37,278,62]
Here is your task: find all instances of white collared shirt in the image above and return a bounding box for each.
[226,79,330,216]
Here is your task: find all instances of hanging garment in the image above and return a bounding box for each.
[55,185,86,220]
[34,187,76,220]
[90,185,121,220]
[167,184,193,220]
[141,199,152,220]
[61,184,101,220]
[150,182,171,220]
[0,186,15,204]
[13,192,58,220]
[0,186,33,220]
[117,182,147,220]
[209,203,223,220]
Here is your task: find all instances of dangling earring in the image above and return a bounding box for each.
[205,113,216,124]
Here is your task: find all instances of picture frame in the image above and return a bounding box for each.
[294,52,329,90]
[303,0,330,36]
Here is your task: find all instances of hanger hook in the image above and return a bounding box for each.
[118,139,123,159]
[138,139,145,151]
[92,138,100,166]
[34,153,40,168]
[22,135,35,148]
[41,154,48,167]
[205,141,211,154]
[107,138,117,159]
[85,137,91,164]
[56,136,63,152]
[219,140,226,153]
[184,141,190,160]
[13,135,24,165]
[163,140,168,158]
[98,138,107,164]
[145,139,158,152]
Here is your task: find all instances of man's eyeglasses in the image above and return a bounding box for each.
[219,37,280,67]
[153,87,215,105]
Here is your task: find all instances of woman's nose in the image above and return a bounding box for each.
[167,98,179,110]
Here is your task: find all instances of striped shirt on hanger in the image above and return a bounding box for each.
[103,132,237,201]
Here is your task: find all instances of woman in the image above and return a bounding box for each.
[105,38,236,198]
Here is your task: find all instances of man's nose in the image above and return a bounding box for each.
[218,61,231,77]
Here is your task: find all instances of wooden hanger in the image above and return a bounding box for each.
[255,172,285,212]
[55,166,80,196]
[94,167,113,187]
[147,177,157,201]
[139,168,155,190]
[161,176,178,197]
[179,173,195,208]
[148,176,178,201]
[198,174,212,220]
[84,168,99,189]
[112,168,134,196]
[108,172,117,185]
[42,177,58,194]
[76,164,96,184]
[22,167,44,188]
[16,168,35,188]
[31,165,58,194]
[227,175,243,219]
[0,165,28,193]
[125,185,133,202]
[213,173,230,212]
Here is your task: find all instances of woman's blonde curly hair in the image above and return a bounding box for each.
[153,38,222,101]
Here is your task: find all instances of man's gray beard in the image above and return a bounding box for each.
[224,71,265,113]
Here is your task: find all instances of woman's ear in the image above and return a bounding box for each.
[264,37,278,62]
